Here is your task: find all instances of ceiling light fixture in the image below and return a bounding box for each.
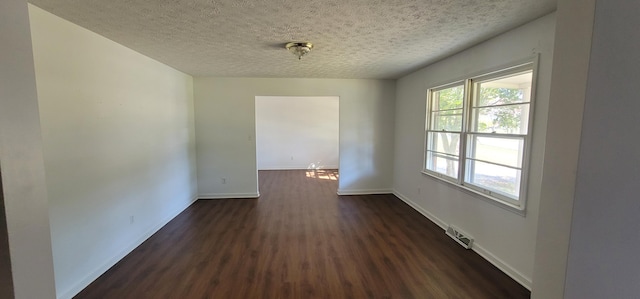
[285,42,313,60]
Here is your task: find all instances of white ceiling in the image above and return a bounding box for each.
[28,0,557,79]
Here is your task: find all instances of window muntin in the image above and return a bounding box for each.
[430,85,464,132]
[466,135,524,169]
[424,64,534,210]
[425,84,465,179]
[464,134,525,201]
[426,152,459,179]
[464,159,522,199]
[471,71,532,135]
[470,105,530,134]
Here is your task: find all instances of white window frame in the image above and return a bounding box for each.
[424,80,466,184]
[422,60,537,214]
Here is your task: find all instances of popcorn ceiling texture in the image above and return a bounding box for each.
[29,0,556,79]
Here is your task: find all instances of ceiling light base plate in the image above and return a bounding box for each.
[285,42,313,60]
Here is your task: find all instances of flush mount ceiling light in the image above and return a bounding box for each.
[285,42,313,60]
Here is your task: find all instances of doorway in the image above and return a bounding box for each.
[255,96,339,193]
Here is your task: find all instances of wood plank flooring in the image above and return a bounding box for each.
[75,170,530,298]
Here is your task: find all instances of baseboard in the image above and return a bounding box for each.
[258,166,339,170]
[58,195,198,299]
[336,189,393,195]
[393,190,447,230]
[198,193,260,199]
[472,243,532,290]
[392,189,532,290]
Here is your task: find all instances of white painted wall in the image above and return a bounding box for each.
[563,0,640,298]
[392,13,556,288]
[531,0,595,298]
[256,96,339,170]
[194,78,395,198]
[28,6,198,299]
[0,1,57,298]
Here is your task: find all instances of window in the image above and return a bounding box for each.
[424,62,535,211]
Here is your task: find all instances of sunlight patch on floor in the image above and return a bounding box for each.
[305,169,339,181]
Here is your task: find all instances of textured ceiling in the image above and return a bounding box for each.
[28,0,557,79]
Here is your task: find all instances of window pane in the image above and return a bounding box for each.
[467,135,524,168]
[427,132,461,156]
[471,104,529,134]
[433,85,464,111]
[474,71,532,107]
[426,151,459,179]
[431,110,463,131]
[465,160,521,199]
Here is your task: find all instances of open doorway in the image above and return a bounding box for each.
[255,96,339,193]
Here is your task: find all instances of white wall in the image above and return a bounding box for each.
[0,1,57,298]
[29,6,198,299]
[393,13,556,288]
[256,96,339,170]
[531,0,595,298]
[194,78,395,198]
[563,0,640,298]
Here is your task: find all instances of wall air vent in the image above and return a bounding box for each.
[446,225,474,249]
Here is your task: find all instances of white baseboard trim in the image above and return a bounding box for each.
[392,189,532,290]
[258,166,339,170]
[198,193,260,199]
[337,189,393,195]
[393,190,447,230]
[58,195,199,299]
[472,243,532,290]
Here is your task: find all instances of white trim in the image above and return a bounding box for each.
[58,195,199,299]
[258,166,340,170]
[393,190,447,229]
[423,59,538,215]
[472,243,532,290]
[429,80,466,92]
[198,193,260,199]
[425,56,539,91]
[421,171,526,216]
[336,189,393,195]
[392,190,532,290]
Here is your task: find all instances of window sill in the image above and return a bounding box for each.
[421,171,527,217]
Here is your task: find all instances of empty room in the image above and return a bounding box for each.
[2,0,640,299]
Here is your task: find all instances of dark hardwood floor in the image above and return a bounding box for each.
[75,169,530,298]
